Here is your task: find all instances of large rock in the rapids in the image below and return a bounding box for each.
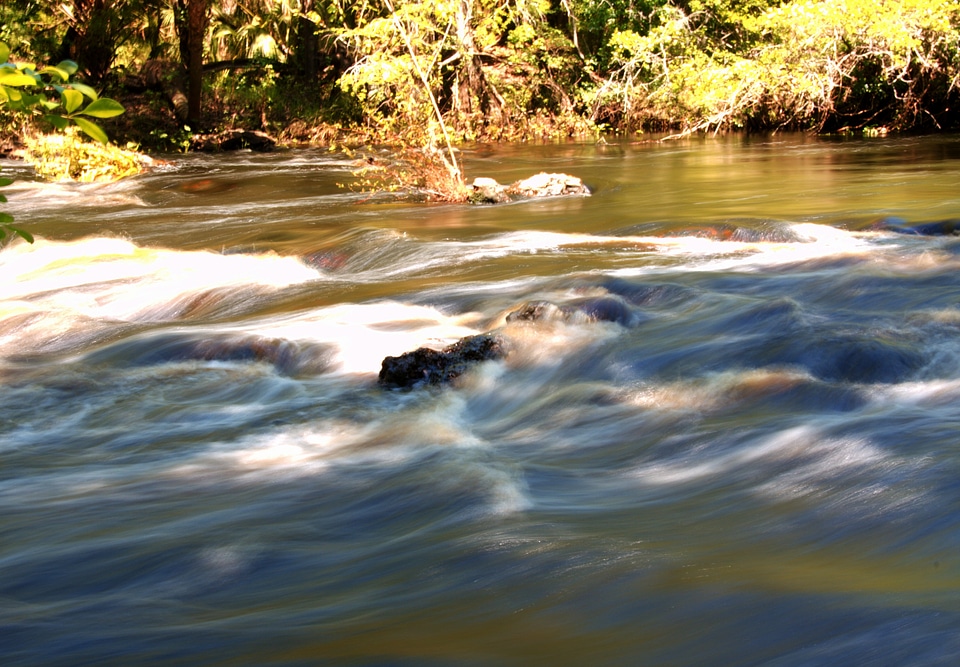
[379,333,508,389]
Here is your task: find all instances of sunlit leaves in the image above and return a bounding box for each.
[62,88,83,113]
[72,117,109,144]
[597,0,960,134]
[0,41,131,246]
[0,41,124,144]
[79,98,125,119]
[0,176,33,245]
[0,67,40,87]
[68,82,98,101]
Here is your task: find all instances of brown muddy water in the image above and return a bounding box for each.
[3,134,960,665]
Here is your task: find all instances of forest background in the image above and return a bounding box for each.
[2,0,960,156]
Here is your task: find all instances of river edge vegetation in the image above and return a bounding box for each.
[3,0,960,197]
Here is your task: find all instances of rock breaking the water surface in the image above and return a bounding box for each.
[378,333,508,389]
[467,172,590,204]
[509,172,590,198]
[377,294,642,390]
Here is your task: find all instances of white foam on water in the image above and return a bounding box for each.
[154,385,533,515]
[217,301,483,376]
[629,421,926,519]
[468,463,533,516]
[864,377,960,409]
[632,424,885,488]
[750,430,927,520]
[594,222,893,276]
[1,178,149,210]
[0,237,322,356]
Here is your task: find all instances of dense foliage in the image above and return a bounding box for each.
[2,0,960,148]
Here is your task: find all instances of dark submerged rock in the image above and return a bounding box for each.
[84,333,334,376]
[664,223,802,243]
[506,301,568,323]
[505,296,637,326]
[871,217,960,236]
[751,333,926,385]
[302,249,349,271]
[378,333,508,389]
[600,278,696,307]
[572,296,636,326]
[179,178,239,194]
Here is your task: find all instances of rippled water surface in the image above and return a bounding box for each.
[4,134,960,665]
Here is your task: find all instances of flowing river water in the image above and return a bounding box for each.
[3,134,960,665]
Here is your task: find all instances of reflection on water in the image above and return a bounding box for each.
[3,135,960,665]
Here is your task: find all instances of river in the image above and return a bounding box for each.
[2,134,960,665]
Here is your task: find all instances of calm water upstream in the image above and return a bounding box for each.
[4,134,960,665]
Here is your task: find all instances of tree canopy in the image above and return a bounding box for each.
[2,0,960,148]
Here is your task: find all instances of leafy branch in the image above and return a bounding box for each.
[0,175,33,245]
[0,41,125,144]
[0,40,127,246]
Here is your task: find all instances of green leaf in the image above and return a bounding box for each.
[0,213,13,224]
[45,114,70,130]
[68,82,98,101]
[56,60,78,76]
[0,177,11,186]
[78,97,124,118]
[4,86,22,103]
[2,224,33,243]
[62,88,83,113]
[73,116,109,144]
[0,194,6,203]
[39,65,70,82]
[0,43,9,65]
[0,69,39,87]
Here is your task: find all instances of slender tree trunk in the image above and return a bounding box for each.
[453,0,505,132]
[454,0,480,119]
[186,0,209,125]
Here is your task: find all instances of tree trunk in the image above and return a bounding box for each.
[453,0,506,133]
[186,0,209,125]
[296,0,319,81]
